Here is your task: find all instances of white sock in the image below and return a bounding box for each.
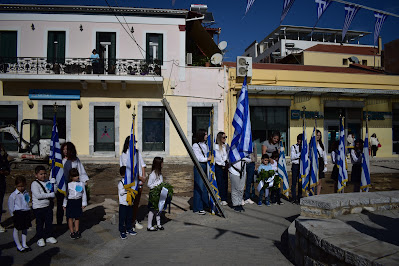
[13,228,23,250]
[22,230,28,248]
[147,211,154,229]
[156,214,161,226]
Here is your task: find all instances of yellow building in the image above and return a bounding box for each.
[225,62,399,157]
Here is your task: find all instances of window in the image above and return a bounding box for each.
[146,33,163,64]
[0,31,17,64]
[192,107,212,143]
[96,32,116,74]
[47,31,66,64]
[143,107,165,151]
[362,60,367,65]
[343,58,348,65]
[0,105,18,151]
[42,105,66,140]
[94,106,115,152]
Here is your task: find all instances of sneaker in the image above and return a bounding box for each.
[266,201,271,207]
[195,210,206,215]
[37,238,46,247]
[221,201,228,206]
[120,232,127,239]
[76,231,82,239]
[241,199,246,206]
[135,221,143,230]
[233,206,241,212]
[45,237,58,244]
[70,232,77,239]
[0,225,5,233]
[257,201,262,206]
[127,229,137,236]
[244,199,255,204]
[240,205,245,212]
[278,201,285,205]
[17,247,25,252]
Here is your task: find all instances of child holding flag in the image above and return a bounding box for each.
[118,166,137,239]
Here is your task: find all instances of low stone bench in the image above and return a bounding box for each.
[289,191,399,265]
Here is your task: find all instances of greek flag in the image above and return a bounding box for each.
[49,114,66,195]
[245,0,256,15]
[342,4,360,42]
[278,141,289,197]
[229,76,253,164]
[300,119,310,196]
[309,127,319,196]
[337,117,348,192]
[124,121,139,206]
[207,116,220,214]
[361,124,371,192]
[281,0,296,24]
[315,0,331,20]
[374,12,387,46]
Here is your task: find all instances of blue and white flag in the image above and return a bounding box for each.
[124,121,139,206]
[207,114,220,214]
[49,114,66,195]
[300,119,310,196]
[281,0,296,24]
[309,127,319,196]
[361,123,371,192]
[337,117,348,192]
[278,141,289,197]
[374,12,387,46]
[245,0,256,15]
[315,0,331,20]
[342,4,360,42]
[229,76,253,164]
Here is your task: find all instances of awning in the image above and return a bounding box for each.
[187,20,221,58]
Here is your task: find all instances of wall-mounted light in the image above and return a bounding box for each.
[130,26,134,34]
[76,100,83,109]
[79,24,83,32]
[27,100,34,109]
[31,23,35,31]
[126,100,131,109]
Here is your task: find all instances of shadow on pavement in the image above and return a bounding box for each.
[80,206,106,233]
[275,229,294,264]
[0,250,13,266]
[183,221,260,240]
[25,247,60,266]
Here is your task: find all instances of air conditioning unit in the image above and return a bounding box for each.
[236,56,252,77]
[186,53,193,65]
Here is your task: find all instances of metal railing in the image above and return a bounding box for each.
[0,57,162,76]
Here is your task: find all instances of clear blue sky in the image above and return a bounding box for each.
[1,0,398,61]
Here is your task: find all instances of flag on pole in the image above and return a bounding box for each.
[337,117,348,192]
[229,76,253,164]
[300,119,310,196]
[342,4,360,42]
[309,127,319,196]
[374,12,387,46]
[278,141,289,197]
[49,114,66,194]
[124,121,139,206]
[245,0,256,15]
[207,113,220,214]
[315,0,331,20]
[361,121,371,192]
[281,0,296,24]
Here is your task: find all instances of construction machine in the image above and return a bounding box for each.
[0,119,65,165]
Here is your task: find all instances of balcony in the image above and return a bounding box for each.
[0,57,163,84]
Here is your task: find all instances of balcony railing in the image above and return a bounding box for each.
[0,57,162,76]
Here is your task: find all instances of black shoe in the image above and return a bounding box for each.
[76,231,81,239]
[157,225,164,230]
[22,246,32,252]
[239,205,245,212]
[233,206,241,212]
[70,232,77,239]
[147,227,158,231]
[17,247,25,253]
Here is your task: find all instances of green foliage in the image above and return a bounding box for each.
[148,182,174,211]
[257,169,280,191]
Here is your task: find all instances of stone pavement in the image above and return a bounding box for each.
[0,197,300,265]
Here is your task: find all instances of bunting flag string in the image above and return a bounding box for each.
[342,4,360,42]
[245,0,256,15]
[316,0,332,20]
[281,0,296,24]
[374,12,387,46]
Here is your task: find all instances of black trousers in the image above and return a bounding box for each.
[119,204,133,233]
[0,176,5,221]
[56,192,65,225]
[291,164,301,201]
[33,206,53,239]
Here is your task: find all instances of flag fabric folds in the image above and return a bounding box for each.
[245,0,256,15]
[315,0,331,20]
[337,117,348,192]
[207,117,220,214]
[342,4,360,42]
[361,123,371,192]
[374,12,387,46]
[278,141,289,197]
[309,127,319,196]
[229,76,253,164]
[281,0,296,24]
[300,119,310,196]
[49,114,66,195]
[124,122,139,206]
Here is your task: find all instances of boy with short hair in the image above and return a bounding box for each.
[257,154,273,206]
[290,134,302,204]
[118,166,137,239]
[31,165,57,247]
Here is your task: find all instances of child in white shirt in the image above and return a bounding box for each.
[147,157,164,231]
[118,166,137,239]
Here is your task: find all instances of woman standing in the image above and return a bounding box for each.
[192,129,210,215]
[370,133,379,157]
[316,130,328,195]
[261,132,281,157]
[214,132,229,206]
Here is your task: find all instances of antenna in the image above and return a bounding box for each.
[218,41,227,51]
[211,53,223,65]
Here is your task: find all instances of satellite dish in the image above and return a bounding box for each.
[211,53,223,65]
[218,41,228,51]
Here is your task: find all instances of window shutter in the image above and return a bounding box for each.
[158,34,163,65]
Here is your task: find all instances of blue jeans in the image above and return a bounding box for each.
[244,162,255,200]
[291,164,301,201]
[193,163,209,212]
[215,165,228,201]
[258,188,270,203]
[119,204,133,233]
